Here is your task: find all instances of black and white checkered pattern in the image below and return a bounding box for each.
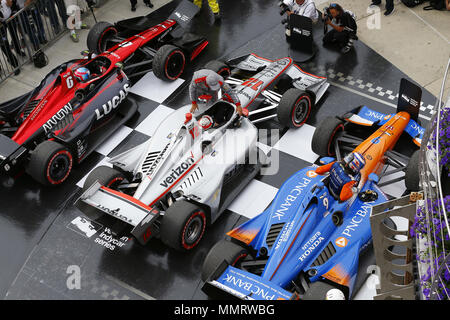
[73,70,408,221]
[303,62,436,117]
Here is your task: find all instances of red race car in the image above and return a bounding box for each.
[0,0,207,186]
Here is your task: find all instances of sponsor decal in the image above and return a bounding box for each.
[144,142,171,176]
[29,100,47,121]
[76,139,87,158]
[306,170,317,178]
[341,204,372,238]
[96,204,132,224]
[95,83,130,120]
[274,220,295,250]
[272,177,312,221]
[223,274,276,300]
[94,228,129,251]
[159,154,195,188]
[299,232,324,262]
[292,28,311,36]
[401,94,419,107]
[42,102,73,134]
[335,236,348,248]
[68,216,102,238]
[365,110,384,121]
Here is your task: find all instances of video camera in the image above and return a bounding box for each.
[85,0,97,8]
[278,1,290,24]
[321,7,332,34]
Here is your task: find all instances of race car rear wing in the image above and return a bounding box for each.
[0,134,28,175]
[76,181,160,245]
[344,79,424,146]
[168,0,200,29]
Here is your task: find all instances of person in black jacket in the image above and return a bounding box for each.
[369,0,394,16]
[130,0,153,11]
[322,3,357,54]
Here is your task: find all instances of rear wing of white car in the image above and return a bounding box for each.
[76,182,160,245]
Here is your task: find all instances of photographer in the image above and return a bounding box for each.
[322,3,357,54]
[280,0,319,23]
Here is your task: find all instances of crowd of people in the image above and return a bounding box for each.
[0,0,449,79]
[0,0,91,76]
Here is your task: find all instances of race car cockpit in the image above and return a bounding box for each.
[76,56,112,82]
[196,101,236,130]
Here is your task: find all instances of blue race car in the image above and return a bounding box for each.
[201,78,424,300]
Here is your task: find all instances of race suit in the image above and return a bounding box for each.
[193,0,219,14]
[315,161,359,201]
[189,69,241,112]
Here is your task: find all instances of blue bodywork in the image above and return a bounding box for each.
[213,166,389,300]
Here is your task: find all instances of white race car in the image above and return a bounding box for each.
[76,54,329,251]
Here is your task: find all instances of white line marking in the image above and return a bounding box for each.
[105,275,156,300]
[330,81,432,121]
[407,8,450,44]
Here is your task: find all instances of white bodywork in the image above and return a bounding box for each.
[80,102,259,226]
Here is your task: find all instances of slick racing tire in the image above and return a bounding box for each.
[81,165,127,221]
[87,21,117,54]
[160,200,207,251]
[201,240,248,282]
[26,140,73,186]
[405,150,421,191]
[277,89,313,128]
[153,45,186,81]
[311,116,345,156]
[204,60,231,78]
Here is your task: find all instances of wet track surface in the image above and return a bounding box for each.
[0,0,436,299]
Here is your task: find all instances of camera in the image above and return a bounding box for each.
[85,0,97,7]
[322,7,332,22]
[278,1,289,15]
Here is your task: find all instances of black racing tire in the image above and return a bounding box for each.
[159,200,207,251]
[82,165,126,193]
[153,45,186,81]
[26,140,73,186]
[203,60,231,78]
[277,88,313,128]
[201,239,248,282]
[87,21,117,54]
[80,165,127,222]
[405,150,421,191]
[311,116,345,157]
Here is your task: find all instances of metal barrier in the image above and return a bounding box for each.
[0,0,69,81]
[370,192,423,300]
[0,0,106,83]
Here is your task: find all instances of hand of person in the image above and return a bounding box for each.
[287,10,292,16]
[236,105,243,116]
[190,101,198,113]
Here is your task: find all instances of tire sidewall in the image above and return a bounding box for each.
[180,209,207,250]
[164,49,186,81]
[204,60,231,78]
[291,94,312,127]
[45,148,73,185]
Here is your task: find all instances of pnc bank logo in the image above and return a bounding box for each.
[335,237,348,248]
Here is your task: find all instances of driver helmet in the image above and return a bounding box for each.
[199,115,214,130]
[74,67,90,82]
[206,74,222,91]
[347,152,365,175]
